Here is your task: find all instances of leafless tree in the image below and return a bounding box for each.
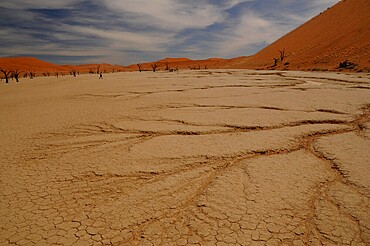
[137,63,143,72]
[55,72,59,77]
[97,65,101,74]
[164,62,170,71]
[278,49,288,62]
[28,70,35,79]
[12,70,22,82]
[151,63,159,72]
[0,68,12,83]
[70,69,77,77]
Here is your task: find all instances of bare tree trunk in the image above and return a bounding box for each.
[151,64,159,72]
[278,49,288,62]
[164,62,170,71]
[28,70,35,79]
[137,64,143,72]
[0,68,12,83]
[273,58,278,66]
[12,70,22,82]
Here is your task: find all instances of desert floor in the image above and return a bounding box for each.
[0,70,369,246]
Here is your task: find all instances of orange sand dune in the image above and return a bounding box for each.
[157,58,192,63]
[226,0,370,71]
[0,57,68,73]
[0,57,129,77]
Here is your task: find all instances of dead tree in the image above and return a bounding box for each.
[12,70,22,82]
[97,65,101,74]
[278,49,288,62]
[273,58,278,67]
[151,63,159,72]
[28,70,35,79]
[137,63,143,72]
[55,72,59,77]
[164,62,170,71]
[70,69,77,77]
[0,68,12,83]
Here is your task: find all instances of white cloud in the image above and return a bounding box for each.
[64,25,175,52]
[102,0,231,31]
[215,12,287,56]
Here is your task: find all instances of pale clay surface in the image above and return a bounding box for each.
[0,70,369,245]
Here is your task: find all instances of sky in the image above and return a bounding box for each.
[0,0,339,65]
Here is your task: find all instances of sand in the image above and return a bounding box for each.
[0,70,369,245]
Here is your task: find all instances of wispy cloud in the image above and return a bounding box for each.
[102,0,225,31]
[0,0,339,65]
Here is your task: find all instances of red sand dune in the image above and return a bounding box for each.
[226,0,370,71]
[0,57,68,73]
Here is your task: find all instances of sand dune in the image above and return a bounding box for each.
[0,57,68,73]
[227,0,370,71]
[0,57,129,77]
[0,70,369,245]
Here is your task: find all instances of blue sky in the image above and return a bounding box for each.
[0,0,338,65]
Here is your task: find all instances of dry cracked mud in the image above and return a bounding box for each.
[0,70,369,245]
